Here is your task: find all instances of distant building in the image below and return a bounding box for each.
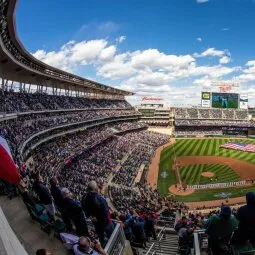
[136,97,174,127]
[248,107,255,120]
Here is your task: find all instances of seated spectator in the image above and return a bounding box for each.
[62,188,89,237]
[33,174,55,221]
[235,192,255,245]
[36,249,54,255]
[73,236,107,255]
[206,206,239,254]
[82,181,114,245]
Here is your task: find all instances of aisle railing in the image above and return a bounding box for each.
[104,222,126,255]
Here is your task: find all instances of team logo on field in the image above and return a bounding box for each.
[214,192,232,198]
[161,171,168,178]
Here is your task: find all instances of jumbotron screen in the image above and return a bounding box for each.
[211,93,239,109]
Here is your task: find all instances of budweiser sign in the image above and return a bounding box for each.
[219,85,232,93]
[142,97,162,101]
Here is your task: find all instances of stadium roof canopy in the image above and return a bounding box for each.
[0,0,134,96]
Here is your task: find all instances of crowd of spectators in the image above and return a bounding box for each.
[112,144,153,187]
[0,90,132,113]
[175,192,255,254]
[109,185,187,215]
[175,107,249,121]
[175,119,253,127]
[0,109,139,147]
[30,128,168,202]
[175,127,223,136]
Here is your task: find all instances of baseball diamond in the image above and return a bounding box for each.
[153,138,255,203]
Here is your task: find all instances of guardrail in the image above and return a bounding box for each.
[193,231,201,255]
[145,227,166,255]
[104,222,126,255]
[193,230,208,255]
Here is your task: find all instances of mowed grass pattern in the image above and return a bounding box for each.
[180,164,240,185]
[158,138,255,202]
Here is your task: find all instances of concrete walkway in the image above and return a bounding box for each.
[0,195,71,255]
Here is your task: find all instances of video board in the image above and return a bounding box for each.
[211,93,239,109]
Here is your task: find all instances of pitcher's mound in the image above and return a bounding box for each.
[202,172,215,178]
[168,184,194,196]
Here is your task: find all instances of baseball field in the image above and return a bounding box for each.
[156,138,255,203]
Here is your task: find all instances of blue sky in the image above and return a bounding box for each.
[16,0,255,106]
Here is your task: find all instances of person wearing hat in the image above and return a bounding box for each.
[206,206,239,254]
[62,187,89,236]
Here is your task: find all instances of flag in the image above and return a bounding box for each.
[221,142,255,153]
[0,135,20,184]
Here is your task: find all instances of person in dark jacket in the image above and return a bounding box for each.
[144,215,157,240]
[33,174,55,219]
[235,192,255,244]
[206,206,239,254]
[62,188,89,236]
[50,177,72,231]
[131,217,146,247]
[82,181,114,245]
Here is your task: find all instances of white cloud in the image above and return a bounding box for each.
[194,47,226,58]
[196,0,209,3]
[246,60,255,67]
[197,37,202,42]
[237,60,255,82]
[32,38,255,106]
[222,28,229,31]
[116,36,126,43]
[219,56,231,64]
[131,49,195,70]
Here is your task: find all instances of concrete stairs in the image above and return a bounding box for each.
[139,233,179,255]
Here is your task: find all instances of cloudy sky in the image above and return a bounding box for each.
[16,0,255,106]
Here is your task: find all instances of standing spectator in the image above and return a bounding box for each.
[235,192,255,245]
[33,174,55,221]
[131,217,147,247]
[62,188,89,236]
[82,181,114,245]
[206,206,239,254]
[144,214,157,240]
[50,177,73,232]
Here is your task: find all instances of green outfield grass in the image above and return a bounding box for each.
[158,138,255,202]
[180,164,240,185]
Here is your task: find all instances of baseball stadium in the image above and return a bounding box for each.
[145,91,255,208]
[1,0,255,255]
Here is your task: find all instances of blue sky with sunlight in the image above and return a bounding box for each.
[16,0,255,106]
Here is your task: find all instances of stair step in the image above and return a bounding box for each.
[139,233,179,255]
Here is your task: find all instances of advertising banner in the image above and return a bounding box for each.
[201,92,211,108]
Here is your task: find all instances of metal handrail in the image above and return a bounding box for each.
[104,223,126,255]
[145,243,155,255]
[193,232,201,255]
